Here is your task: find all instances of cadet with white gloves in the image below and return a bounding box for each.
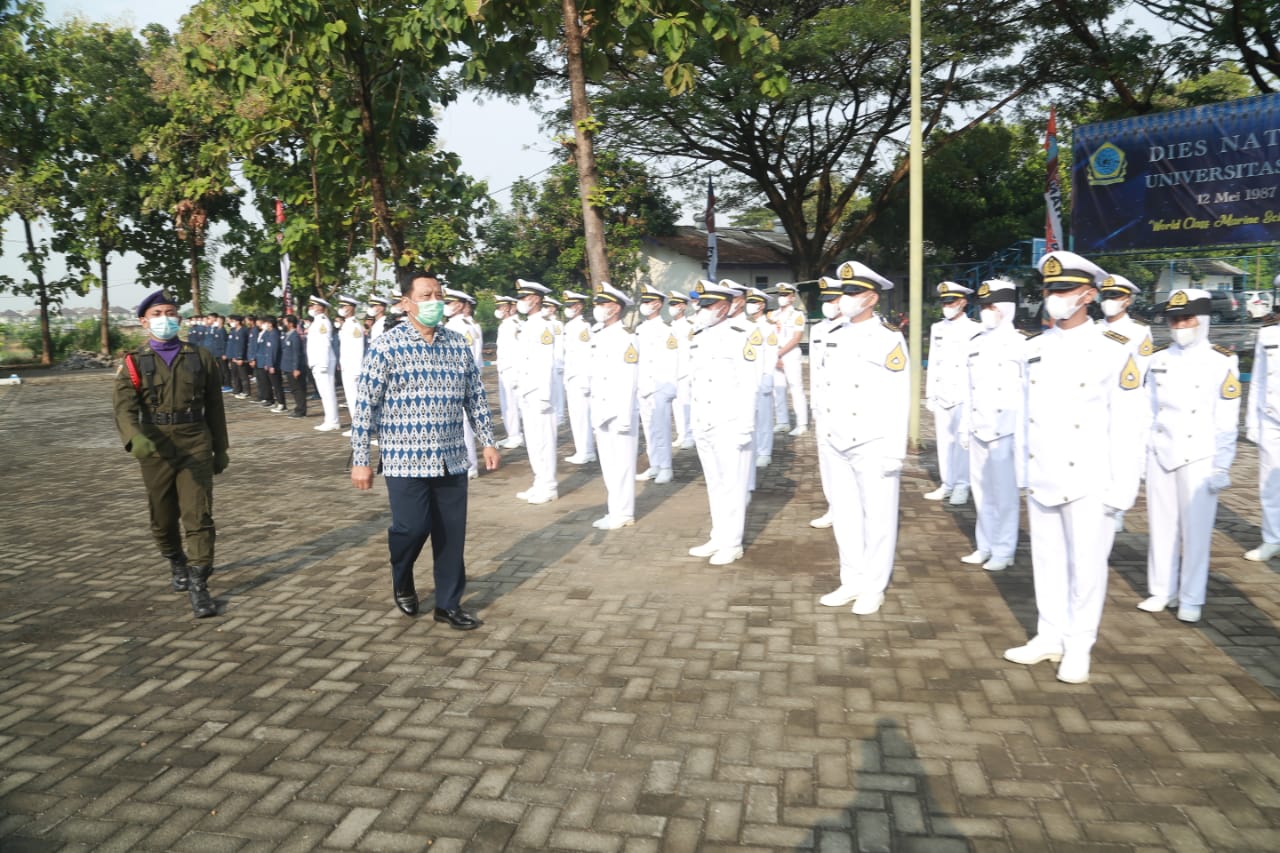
[1139,289,1240,623]
[959,279,1024,572]
[561,290,596,465]
[445,287,485,479]
[511,279,559,504]
[772,283,809,435]
[806,277,848,529]
[687,280,759,566]
[815,261,909,616]
[668,291,695,450]
[306,296,341,432]
[925,281,979,504]
[1243,277,1280,562]
[635,286,678,484]
[1098,273,1155,532]
[1005,250,1147,684]
[587,283,640,529]
[494,296,524,449]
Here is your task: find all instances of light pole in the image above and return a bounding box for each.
[907,0,924,448]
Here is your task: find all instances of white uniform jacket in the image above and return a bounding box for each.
[926,314,980,411]
[964,325,1025,442]
[588,323,638,430]
[748,317,780,390]
[306,315,336,371]
[815,318,910,460]
[689,320,758,443]
[1246,318,1280,438]
[563,315,593,386]
[1147,341,1240,473]
[636,318,679,399]
[513,313,557,410]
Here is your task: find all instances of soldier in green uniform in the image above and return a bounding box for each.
[113,290,229,618]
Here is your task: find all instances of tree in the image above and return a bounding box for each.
[1136,0,1279,93]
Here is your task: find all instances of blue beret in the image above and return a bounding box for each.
[136,290,179,317]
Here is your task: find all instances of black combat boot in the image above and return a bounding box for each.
[167,553,190,592]
[187,566,217,618]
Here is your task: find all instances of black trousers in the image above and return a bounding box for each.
[385,473,469,609]
[232,361,251,394]
[267,370,286,406]
[287,370,308,414]
[217,357,232,388]
[254,367,275,403]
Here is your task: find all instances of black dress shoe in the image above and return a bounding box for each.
[433,607,481,630]
[288,411,306,418]
[394,591,419,616]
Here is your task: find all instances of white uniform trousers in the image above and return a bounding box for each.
[1258,419,1280,545]
[1027,495,1114,655]
[694,429,753,551]
[519,398,558,494]
[310,365,340,428]
[565,379,594,459]
[595,426,637,520]
[826,440,900,595]
[340,360,361,418]
[970,434,1018,560]
[754,385,775,459]
[814,420,835,516]
[553,369,565,426]
[772,370,789,426]
[674,378,692,445]
[1145,455,1216,608]
[638,391,674,470]
[781,353,808,427]
[934,406,969,489]
[498,370,522,441]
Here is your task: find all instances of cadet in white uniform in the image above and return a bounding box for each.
[512,279,559,503]
[806,277,847,528]
[494,296,523,449]
[368,296,390,340]
[925,281,979,504]
[668,291,695,449]
[815,261,909,616]
[542,297,567,428]
[336,294,366,436]
[635,286,678,484]
[306,295,341,431]
[588,283,639,529]
[745,287,780,468]
[561,290,596,465]
[1242,278,1280,562]
[687,281,759,565]
[1005,251,1147,684]
[1098,274,1155,532]
[772,283,809,434]
[445,287,485,478]
[1139,289,1240,623]
[960,279,1023,571]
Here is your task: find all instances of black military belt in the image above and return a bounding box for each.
[142,411,204,425]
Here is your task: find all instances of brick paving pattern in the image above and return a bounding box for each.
[1,370,1278,851]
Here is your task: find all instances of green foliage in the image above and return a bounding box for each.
[2,318,141,362]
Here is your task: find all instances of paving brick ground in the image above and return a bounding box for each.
[1,369,1278,852]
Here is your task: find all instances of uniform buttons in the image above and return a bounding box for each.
[1029,453,1035,459]
[1068,461,1074,466]
[1190,409,1196,414]
[1075,424,1080,429]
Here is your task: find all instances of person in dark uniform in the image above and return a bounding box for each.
[226,315,250,397]
[281,314,308,417]
[207,313,232,392]
[245,314,259,401]
[113,290,229,618]
[259,316,286,412]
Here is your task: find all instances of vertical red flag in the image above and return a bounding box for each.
[275,200,293,315]
[1044,107,1064,254]
[704,177,718,281]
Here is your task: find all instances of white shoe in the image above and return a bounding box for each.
[468,469,478,480]
[688,541,718,558]
[654,468,673,484]
[681,439,696,449]
[234,393,247,400]
[948,486,970,505]
[819,585,861,607]
[593,516,634,530]
[1244,542,1280,561]
[1137,596,1172,612]
[565,453,597,464]
[788,425,808,436]
[1114,513,1125,533]
[271,404,286,413]
[315,423,340,432]
[960,550,991,565]
[709,547,743,566]
[851,592,884,615]
[1177,604,1202,623]
[526,490,558,505]
[755,455,771,468]
[773,423,789,434]
[923,486,951,501]
[515,490,530,501]
[983,557,1013,572]
[636,467,656,481]
[1056,650,1091,684]
[341,429,353,437]
[501,437,523,449]
[809,514,833,529]
[1003,638,1064,666]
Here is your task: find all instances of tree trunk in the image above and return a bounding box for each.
[189,239,202,315]
[310,155,324,293]
[98,256,110,355]
[351,52,405,264]
[20,215,53,366]
[562,0,610,290]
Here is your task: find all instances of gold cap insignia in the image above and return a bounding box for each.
[977,283,990,299]
[1169,291,1189,307]
[885,342,905,372]
[1043,257,1062,277]
[837,262,855,281]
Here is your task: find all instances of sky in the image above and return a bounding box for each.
[1,0,557,311]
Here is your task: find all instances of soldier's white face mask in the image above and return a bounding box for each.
[942,303,964,320]
[444,302,460,317]
[839,292,874,319]
[981,306,1002,330]
[592,304,616,325]
[745,302,763,317]
[565,305,581,319]
[1045,292,1087,321]
[516,297,534,315]
[821,301,840,320]
[639,301,660,318]
[1101,298,1127,318]
[696,303,727,329]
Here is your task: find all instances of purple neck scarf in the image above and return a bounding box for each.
[148,337,182,366]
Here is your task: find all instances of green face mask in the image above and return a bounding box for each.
[416,300,444,327]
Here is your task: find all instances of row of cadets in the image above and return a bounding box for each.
[336,294,365,437]
[668,291,695,448]
[494,295,524,449]
[814,261,909,616]
[306,295,342,431]
[561,290,596,465]
[924,280,979,505]
[1245,278,1280,562]
[541,295,567,427]
[1097,273,1155,532]
[588,283,640,528]
[804,276,848,529]
[744,286,780,470]
[772,282,810,435]
[635,285,679,484]
[444,287,484,479]
[511,279,559,504]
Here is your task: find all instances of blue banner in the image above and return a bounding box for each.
[1072,94,1280,252]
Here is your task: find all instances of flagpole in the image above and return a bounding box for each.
[276,200,293,315]
[907,0,923,448]
[705,177,718,282]
[1044,106,1064,257]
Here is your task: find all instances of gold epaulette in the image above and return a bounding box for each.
[1103,329,1130,345]
[1212,344,1234,357]
[881,319,901,333]
[1263,314,1279,327]
[1150,343,1170,354]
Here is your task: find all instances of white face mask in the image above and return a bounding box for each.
[516,298,533,315]
[821,301,840,320]
[1101,298,1127,318]
[839,293,873,319]
[981,307,1002,330]
[779,295,794,308]
[494,308,505,320]
[942,303,964,321]
[640,302,659,318]
[1045,293,1084,321]
[670,305,685,319]
[745,302,762,317]
[592,304,615,325]
[696,304,726,329]
[565,306,581,320]
[1172,325,1199,348]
